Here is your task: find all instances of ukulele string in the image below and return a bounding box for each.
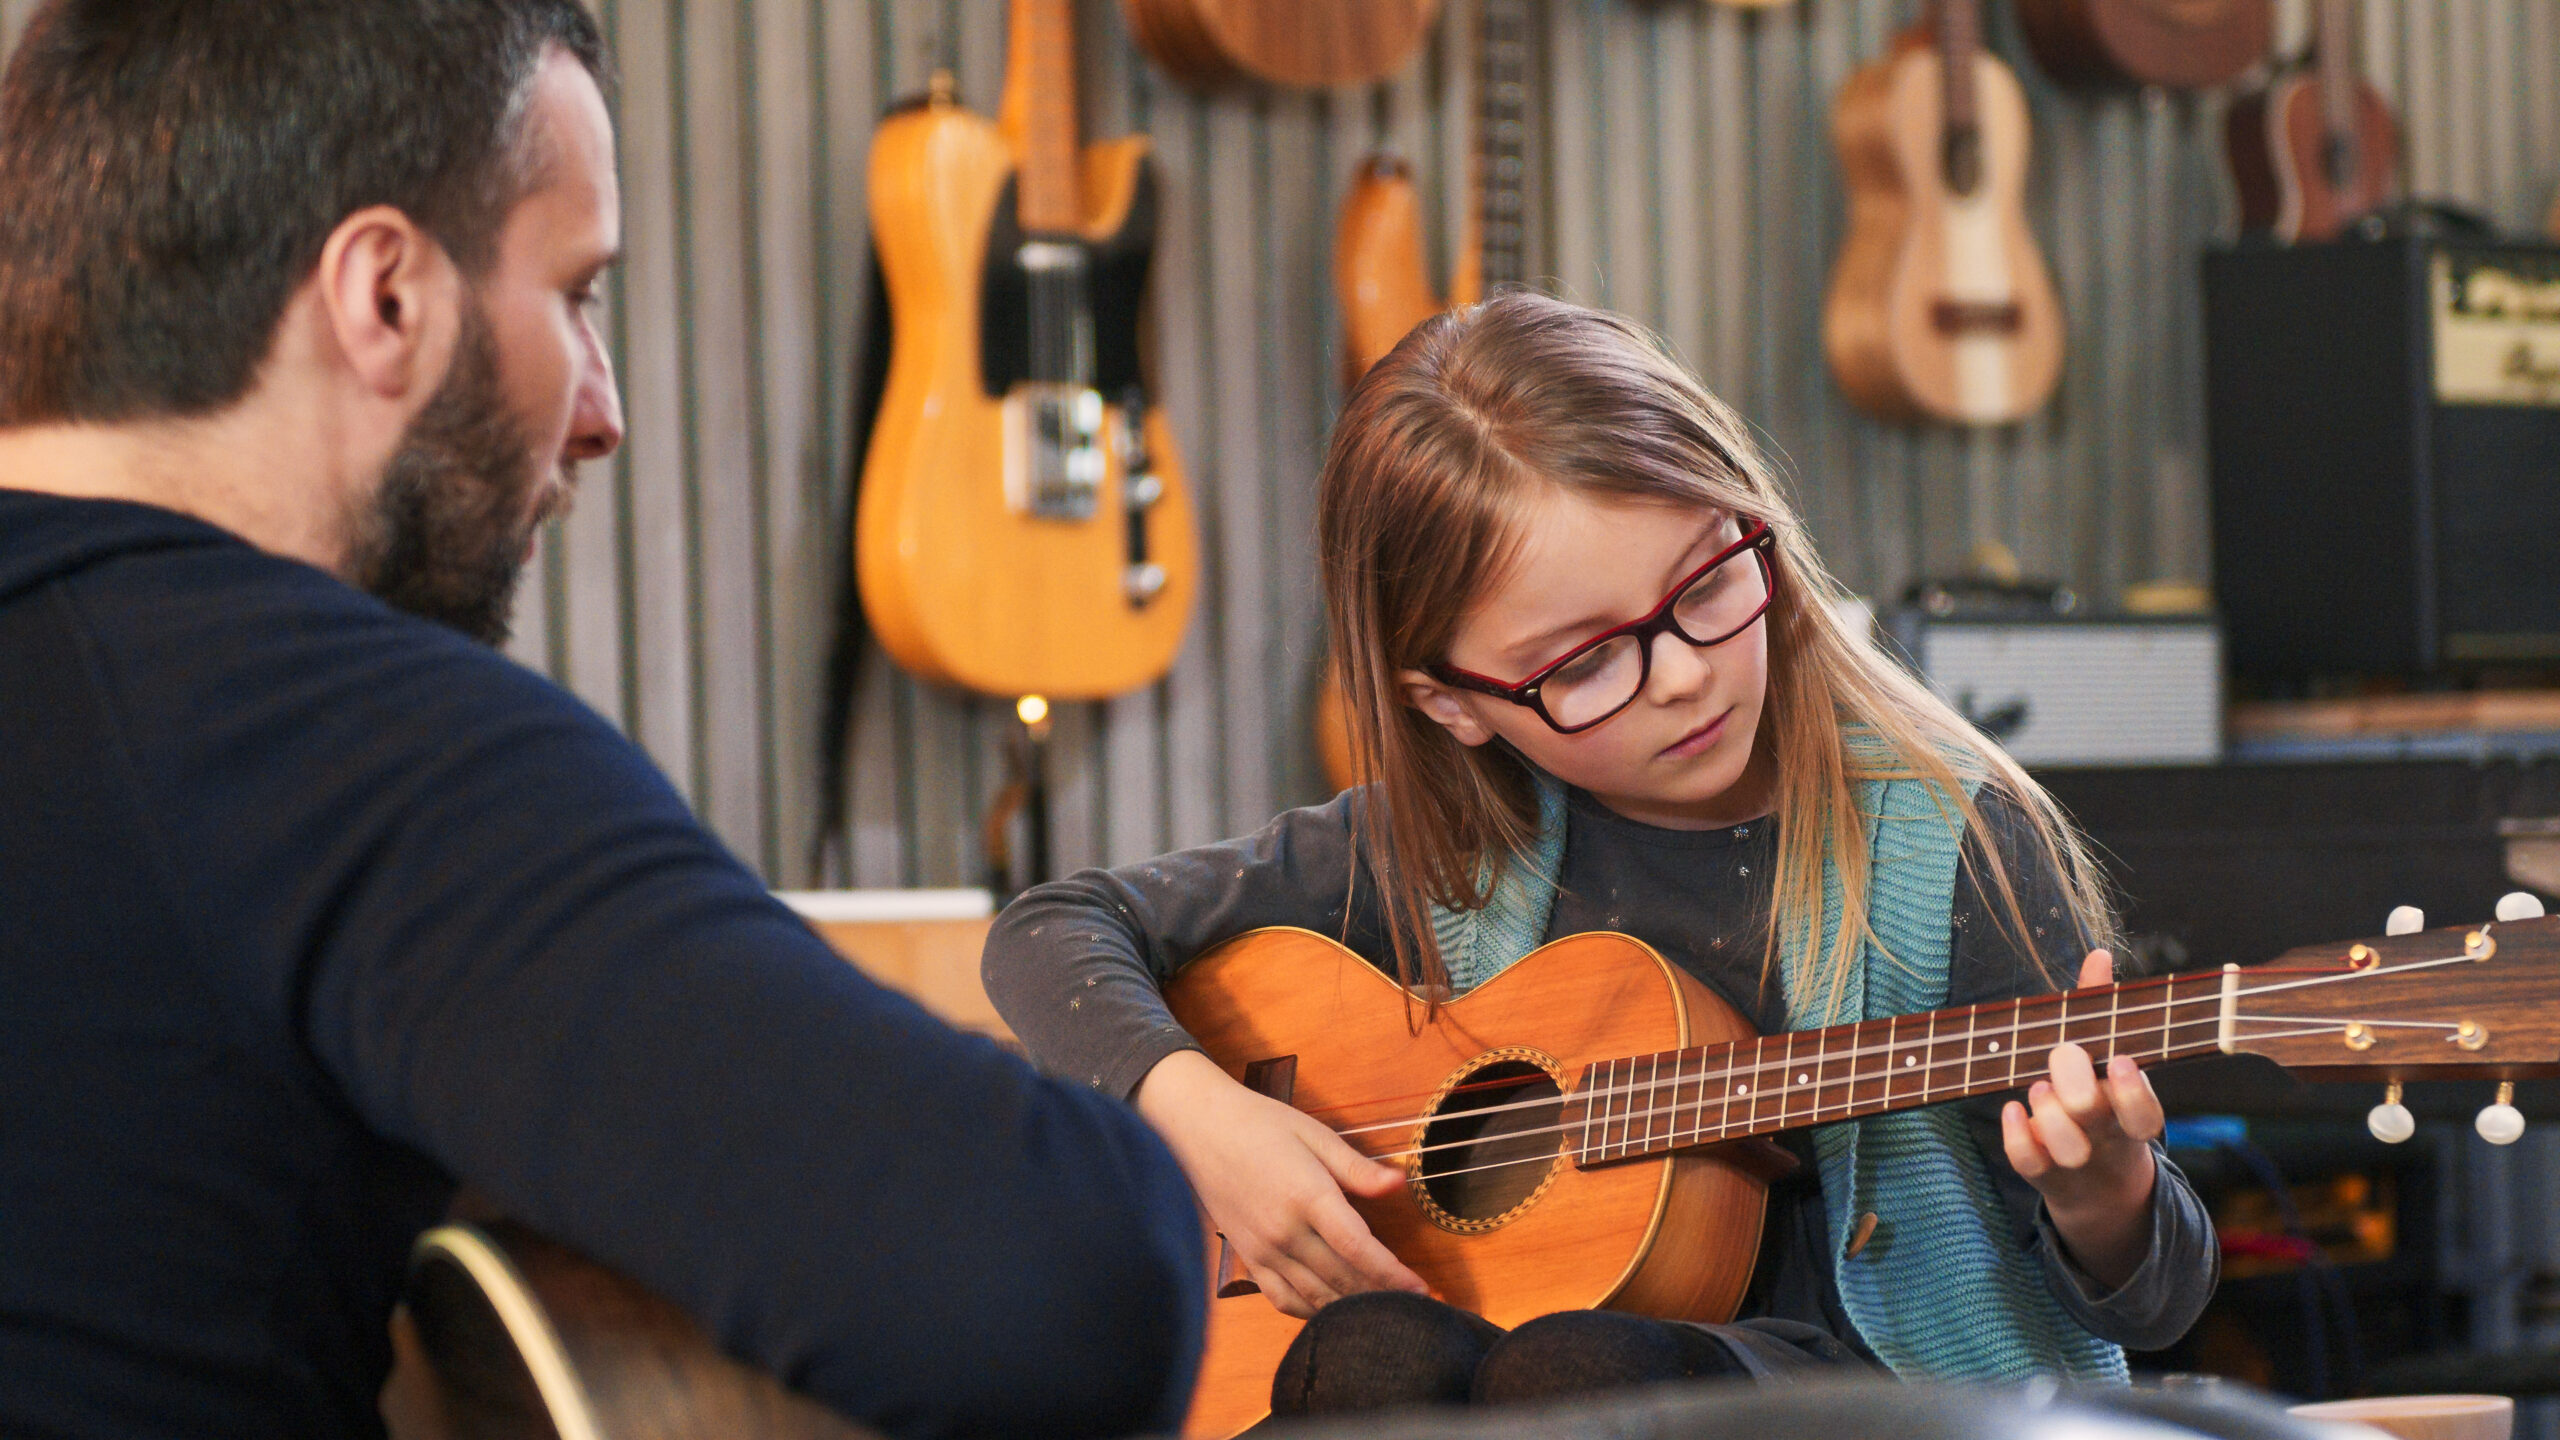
[1328,981,2214,1141]
[1322,940,2486,1145]
[1357,1016,2461,1173]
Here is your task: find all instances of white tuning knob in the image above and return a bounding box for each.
[2496,892,2547,922]
[2368,1082,2416,1144]
[2386,905,2426,936]
[2477,1082,2525,1146]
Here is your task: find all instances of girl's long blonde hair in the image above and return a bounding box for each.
[1321,291,2115,1020]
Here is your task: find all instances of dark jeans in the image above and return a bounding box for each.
[1269,1294,1870,1418]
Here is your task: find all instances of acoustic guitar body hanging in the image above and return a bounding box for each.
[1123,0,1440,91]
[1171,910,2560,1437]
[857,1,1197,699]
[1824,3,2066,426]
[2014,0,2270,91]
[2224,0,2397,244]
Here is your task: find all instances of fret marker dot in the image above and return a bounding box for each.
[1987,1041,2001,1053]
[1798,1072,1810,1085]
[1737,1084,1749,1095]
[1903,1056,1917,1067]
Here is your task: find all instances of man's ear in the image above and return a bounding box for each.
[314,205,461,400]
[1396,669,1498,748]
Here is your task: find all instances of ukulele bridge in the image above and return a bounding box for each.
[1929,298,2024,336]
[1004,383,1107,521]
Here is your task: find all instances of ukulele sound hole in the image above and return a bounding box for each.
[1417,1059,1565,1226]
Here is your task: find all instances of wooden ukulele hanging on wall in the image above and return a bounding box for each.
[2014,0,2269,91]
[1823,0,2066,427]
[2224,0,2398,244]
[1123,0,1440,91]
[855,0,1198,702]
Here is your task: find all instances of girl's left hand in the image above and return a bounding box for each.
[1999,948,2165,1291]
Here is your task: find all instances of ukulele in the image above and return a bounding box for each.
[1823,0,2066,427]
[1170,902,2559,1437]
[1123,0,1440,91]
[2224,0,2398,244]
[2013,0,2269,92]
[1335,0,1534,380]
[855,1,1198,701]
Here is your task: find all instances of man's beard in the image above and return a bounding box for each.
[344,309,560,647]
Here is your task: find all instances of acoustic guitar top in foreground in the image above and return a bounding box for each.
[1122,0,1439,91]
[1169,907,2559,1436]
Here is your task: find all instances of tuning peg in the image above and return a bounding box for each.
[2496,892,2547,922]
[2386,906,2426,936]
[2476,1082,2525,1146]
[2367,1082,2416,1144]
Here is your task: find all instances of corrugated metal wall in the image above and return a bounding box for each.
[4,0,2555,889]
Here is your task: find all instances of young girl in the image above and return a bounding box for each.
[983,291,2216,1413]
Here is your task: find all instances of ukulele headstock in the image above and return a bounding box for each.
[2221,895,2555,1144]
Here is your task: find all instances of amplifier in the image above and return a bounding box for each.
[2204,236,2560,678]
[1885,613,2224,767]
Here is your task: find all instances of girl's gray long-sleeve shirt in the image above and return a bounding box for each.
[984,784,2220,1357]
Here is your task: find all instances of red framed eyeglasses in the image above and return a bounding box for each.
[1429,520,1778,735]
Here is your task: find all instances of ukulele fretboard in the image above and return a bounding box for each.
[1567,973,2232,1164]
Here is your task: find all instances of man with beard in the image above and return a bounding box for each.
[0,4,1203,1438]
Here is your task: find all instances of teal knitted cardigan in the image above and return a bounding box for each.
[1427,768,2128,1383]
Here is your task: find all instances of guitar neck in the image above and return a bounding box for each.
[1934,0,1981,135]
[1476,0,1533,291]
[1933,0,1984,196]
[1570,971,2234,1164]
[1008,0,1083,234]
[2316,0,2356,144]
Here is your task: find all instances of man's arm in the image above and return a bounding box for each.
[124,585,1203,1439]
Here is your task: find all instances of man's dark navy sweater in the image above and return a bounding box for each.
[0,491,1204,1439]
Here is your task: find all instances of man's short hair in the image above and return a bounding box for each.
[0,0,607,427]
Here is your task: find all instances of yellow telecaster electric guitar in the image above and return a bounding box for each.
[856,1,1198,700]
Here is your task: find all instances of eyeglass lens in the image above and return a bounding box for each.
[1541,550,1770,728]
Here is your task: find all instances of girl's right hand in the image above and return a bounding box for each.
[1134,1048,1431,1318]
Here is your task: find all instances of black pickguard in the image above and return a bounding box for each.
[978,163,1157,400]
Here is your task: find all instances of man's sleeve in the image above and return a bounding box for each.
[147,604,1204,1439]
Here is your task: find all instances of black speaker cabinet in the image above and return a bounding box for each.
[2204,237,2560,678]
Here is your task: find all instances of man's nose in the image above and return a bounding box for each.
[564,338,623,464]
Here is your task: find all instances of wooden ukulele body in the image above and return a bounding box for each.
[856,92,1198,699]
[1167,930,1771,1438]
[1824,35,2065,426]
[2014,0,2269,91]
[1123,0,1440,91]
[2226,73,2399,244]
